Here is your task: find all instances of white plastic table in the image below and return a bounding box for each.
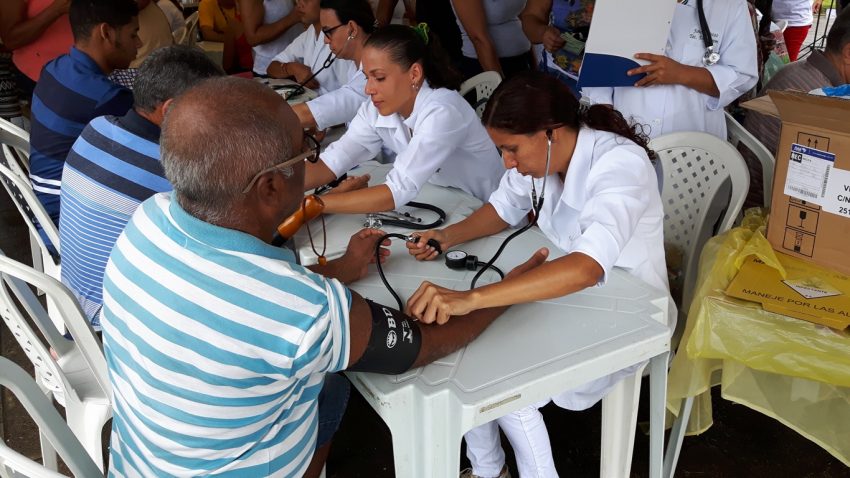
[293,163,671,477]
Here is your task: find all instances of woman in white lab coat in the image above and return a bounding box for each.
[582,0,759,140]
[303,24,505,213]
[266,0,356,95]
[290,0,376,130]
[406,72,674,478]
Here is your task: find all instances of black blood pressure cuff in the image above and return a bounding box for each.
[348,299,422,374]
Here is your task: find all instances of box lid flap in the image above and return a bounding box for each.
[769,90,850,135]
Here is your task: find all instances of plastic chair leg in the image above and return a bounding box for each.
[663,396,693,478]
[39,429,59,471]
[600,363,647,478]
[65,401,110,471]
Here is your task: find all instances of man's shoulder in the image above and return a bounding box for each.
[764,60,828,93]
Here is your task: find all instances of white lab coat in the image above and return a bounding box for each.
[320,82,504,205]
[489,127,673,322]
[305,65,367,130]
[271,25,356,95]
[582,0,758,140]
[464,128,676,477]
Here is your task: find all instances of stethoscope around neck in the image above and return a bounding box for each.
[696,0,720,66]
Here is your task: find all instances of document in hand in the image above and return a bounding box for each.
[577,0,676,88]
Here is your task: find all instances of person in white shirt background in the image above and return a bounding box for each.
[266,0,356,94]
[238,0,305,75]
[582,0,759,141]
[303,24,505,213]
[773,0,822,61]
[157,0,185,35]
[291,0,375,130]
[406,72,674,478]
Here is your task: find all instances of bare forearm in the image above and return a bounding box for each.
[679,65,720,97]
[470,253,602,309]
[2,5,65,49]
[442,203,509,249]
[294,103,318,129]
[469,37,503,74]
[412,305,507,368]
[375,0,399,26]
[266,61,291,78]
[242,0,299,46]
[304,160,338,191]
[519,4,549,43]
[320,184,396,214]
[200,26,227,42]
[308,258,356,284]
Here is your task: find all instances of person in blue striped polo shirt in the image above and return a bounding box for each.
[102,76,546,477]
[29,0,141,248]
[59,45,224,329]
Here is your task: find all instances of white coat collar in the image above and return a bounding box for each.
[560,127,595,210]
[373,81,435,130]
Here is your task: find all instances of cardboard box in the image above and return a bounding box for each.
[747,91,850,275]
[726,254,850,330]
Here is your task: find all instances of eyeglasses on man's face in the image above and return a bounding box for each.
[241,133,320,194]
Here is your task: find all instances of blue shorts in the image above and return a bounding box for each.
[316,372,350,448]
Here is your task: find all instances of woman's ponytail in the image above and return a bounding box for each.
[366,24,464,91]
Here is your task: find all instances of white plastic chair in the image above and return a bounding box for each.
[649,132,749,478]
[725,111,775,207]
[458,71,502,118]
[0,356,103,478]
[0,118,46,276]
[0,250,111,472]
[177,11,200,46]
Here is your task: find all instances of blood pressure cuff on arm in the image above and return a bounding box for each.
[347,299,422,374]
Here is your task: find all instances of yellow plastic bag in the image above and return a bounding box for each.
[666,209,850,466]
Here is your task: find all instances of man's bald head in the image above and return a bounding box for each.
[161,77,303,222]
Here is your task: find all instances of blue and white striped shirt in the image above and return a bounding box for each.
[30,47,133,229]
[60,110,167,327]
[102,194,352,477]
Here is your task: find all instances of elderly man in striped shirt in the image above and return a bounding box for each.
[100,76,546,477]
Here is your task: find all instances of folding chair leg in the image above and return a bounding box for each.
[663,396,693,478]
[600,363,647,478]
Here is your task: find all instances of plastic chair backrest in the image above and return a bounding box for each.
[0,118,30,175]
[180,11,200,46]
[725,111,774,207]
[0,251,110,405]
[458,71,502,118]
[650,132,749,315]
[0,357,102,478]
[0,160,60,265]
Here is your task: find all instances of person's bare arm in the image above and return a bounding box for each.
[304,160,338,191]
[0,0,69,51]
[318,184,396,214]
[200,24,227,42]
[629,53,720,97]
[406,203,510,260]
[375,0,400,27]
[451,0,502,74]
[238,0,301,46]
[347,248,548,369]
[520,0,564,52]
[293,102,318,129]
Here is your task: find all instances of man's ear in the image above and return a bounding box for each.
[98,23,114,45]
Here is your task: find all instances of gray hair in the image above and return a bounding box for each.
[133,45,225,112]
[160,77,295,223]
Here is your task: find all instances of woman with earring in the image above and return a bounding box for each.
[405,72,674,478]
[302,24,505,213]
[291,0,376,130]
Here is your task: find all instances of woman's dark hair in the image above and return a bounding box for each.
[319,0,377,34]
[365,24,464,91]
[482,71,656,162]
